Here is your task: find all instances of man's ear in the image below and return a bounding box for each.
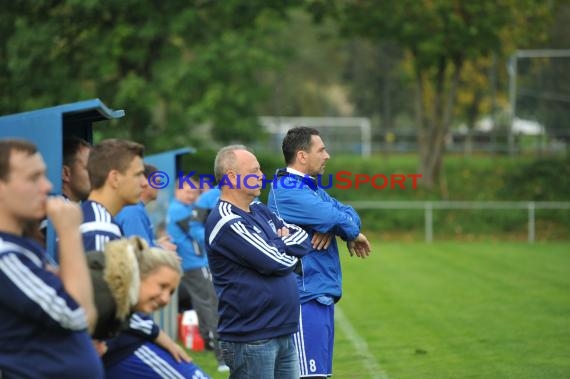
[108,169,120,189]
[226,169,234,184]
[296,150,307,164]
[62,165,71,184]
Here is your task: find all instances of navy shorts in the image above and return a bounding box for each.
[294,300,334,377]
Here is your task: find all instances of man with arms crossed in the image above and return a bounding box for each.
[0,139,102,378]
[268,127,371,378]
[205,145,311,379]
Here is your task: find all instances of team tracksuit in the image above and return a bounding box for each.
[205,200,311,342]
[268,167,362,377]
[0,232,103,378]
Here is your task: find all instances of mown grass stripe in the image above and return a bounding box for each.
[336,305,390,379]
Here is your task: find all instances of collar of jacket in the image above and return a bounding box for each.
[275,168,318,190]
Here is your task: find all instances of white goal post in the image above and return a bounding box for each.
[259,116,372,157]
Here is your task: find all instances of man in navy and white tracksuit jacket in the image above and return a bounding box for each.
[82,139,211,379]
[0,139,103,378]
[205,145,311,379]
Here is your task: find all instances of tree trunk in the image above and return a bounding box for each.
[464,89,483,156]
[416,57,463,192]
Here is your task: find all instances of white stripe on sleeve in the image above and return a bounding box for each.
[231,222,298,267]
[134,345,185,379]
[129,314,155,335]
[0,253,87,330]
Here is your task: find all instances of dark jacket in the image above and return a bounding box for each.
[205,201,311,342]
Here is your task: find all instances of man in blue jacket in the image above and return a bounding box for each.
[268,127,371,378]
[116,163,176,251]
[167,175,229,370]
[205,145,311,379]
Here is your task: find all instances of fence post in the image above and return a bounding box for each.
[425,202,433,243]
[528,202,535,243]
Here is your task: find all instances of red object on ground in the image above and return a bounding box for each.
[178,311,205,351]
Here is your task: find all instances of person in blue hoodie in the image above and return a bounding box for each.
[268,127,372,378]
[166,176,228,371]
[116,163,176,251]
[205,145,311,379]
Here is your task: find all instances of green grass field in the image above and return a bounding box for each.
[186,240,570,379]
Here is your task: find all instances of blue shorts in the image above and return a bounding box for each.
[105,342,211,379]
[294,300,334,377]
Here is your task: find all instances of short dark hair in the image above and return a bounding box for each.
[62,137,91,167]
[0,139,38,181]
[143,163,158,178]
[88,139,144,190]
[282,127,320,165]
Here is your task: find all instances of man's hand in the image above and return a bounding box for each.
[347,233,371,258]
[155,330,192,363]
[312,232,333,250]
[47,196,97,332]
[92,340,108,357]
[46,197,82,234]
[277,226,290,238]
[166,342,192,363]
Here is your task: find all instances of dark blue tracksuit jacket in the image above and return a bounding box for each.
[205,200,310,342]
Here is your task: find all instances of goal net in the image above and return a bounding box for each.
[509,50,570,152]
[258,116,371,157]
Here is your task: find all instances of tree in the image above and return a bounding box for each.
[0,1,300,152]
[342,39,412,135]
[256,9,351,118]
[324,0,552,189]
[454,55,508,155]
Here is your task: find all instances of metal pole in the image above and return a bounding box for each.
[507,54,517,156]
[425,202,433,243]
[528,202,535,243]
[490,53,498,154]
[361,118,372,158]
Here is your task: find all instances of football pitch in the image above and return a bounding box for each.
[191,241,570,379]
[334,241,570,379]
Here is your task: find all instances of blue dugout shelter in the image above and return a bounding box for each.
[0,99,124,259]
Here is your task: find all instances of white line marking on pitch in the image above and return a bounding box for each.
[336,305,390,379]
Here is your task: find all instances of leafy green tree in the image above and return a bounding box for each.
[342,39,413,142]
[324,0,552,189]
[256,9,350,118]
[0,1,299,152]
